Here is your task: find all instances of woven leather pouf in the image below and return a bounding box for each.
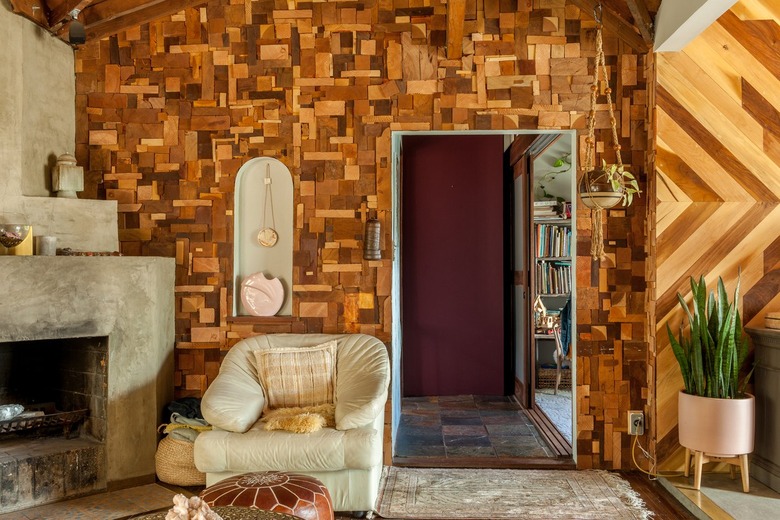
[200,472,334,520]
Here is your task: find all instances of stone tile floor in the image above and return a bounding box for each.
[0,483,177,520]
[395,395,554,459]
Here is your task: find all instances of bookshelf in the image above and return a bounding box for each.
[532,201,572,389]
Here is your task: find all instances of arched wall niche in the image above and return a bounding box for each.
[233,157,294,317]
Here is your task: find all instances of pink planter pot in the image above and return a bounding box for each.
[678,391,755,457]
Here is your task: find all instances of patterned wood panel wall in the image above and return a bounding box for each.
[655,0,780,467]
[74,0,653,470]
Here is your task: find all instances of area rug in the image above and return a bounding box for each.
[375,467,651,519]
[535,388,573,444]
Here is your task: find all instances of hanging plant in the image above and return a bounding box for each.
[579,160,640,209]
[580,6,641,260]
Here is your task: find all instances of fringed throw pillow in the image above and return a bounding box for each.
[254,340,337,409]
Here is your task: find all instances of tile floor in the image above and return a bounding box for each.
[0,483,176,520]
[395,395,554,459]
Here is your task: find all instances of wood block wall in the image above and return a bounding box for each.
[655,0,780,469]
[74,0,652,470]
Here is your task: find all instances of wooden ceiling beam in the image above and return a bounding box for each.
[447,0,466,60]
[570,0,650,53]
[625,0,655,47]
[48,0,94,28]
[79,0,154,26]
[9,0,52,30]
[81,0,207,41]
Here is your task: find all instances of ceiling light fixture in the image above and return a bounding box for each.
[68,9,86,45]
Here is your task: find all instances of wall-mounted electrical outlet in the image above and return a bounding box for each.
[628,411,644,436]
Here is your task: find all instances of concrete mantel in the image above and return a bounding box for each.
[0,256,176,484]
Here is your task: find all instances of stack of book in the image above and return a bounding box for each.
[533,200,570,219]
[534,200,558,218]
[536,260,572,295]
[535,223,571,257]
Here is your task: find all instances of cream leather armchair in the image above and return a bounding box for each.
[194,333,390,515]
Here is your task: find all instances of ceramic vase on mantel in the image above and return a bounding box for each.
[578,168,622,210]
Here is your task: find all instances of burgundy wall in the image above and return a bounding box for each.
[401,134,506,396]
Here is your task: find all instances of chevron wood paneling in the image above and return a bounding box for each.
[655,0,780,468]
[74,0,653,470]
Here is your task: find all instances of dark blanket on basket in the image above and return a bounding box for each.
[167,397,203,419]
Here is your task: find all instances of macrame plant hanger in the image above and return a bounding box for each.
[583,4,624,260]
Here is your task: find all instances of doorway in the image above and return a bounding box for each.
[390,131,577,467]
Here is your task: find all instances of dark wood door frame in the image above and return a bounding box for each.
[508,134,535,408]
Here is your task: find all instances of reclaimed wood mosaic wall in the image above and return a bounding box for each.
[74,0,653,470]
[655,0,780,468]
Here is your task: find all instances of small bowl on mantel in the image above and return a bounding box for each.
[0,223,31,249]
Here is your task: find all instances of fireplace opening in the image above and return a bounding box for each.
[0,336,109,511]
[0,336,107,441]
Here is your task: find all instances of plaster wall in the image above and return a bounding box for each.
[0,3,24,205]
[19,11,76,197]
[0,4,117,252]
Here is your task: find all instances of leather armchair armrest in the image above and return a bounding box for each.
[201,342,265,433]
[335,335,390,430]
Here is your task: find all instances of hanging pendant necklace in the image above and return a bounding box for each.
[257,164,278,247]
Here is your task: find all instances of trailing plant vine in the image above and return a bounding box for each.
[535,153,571,201]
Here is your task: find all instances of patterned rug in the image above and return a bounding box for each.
[375,467,651,519]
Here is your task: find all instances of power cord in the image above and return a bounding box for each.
[631,435,685,479]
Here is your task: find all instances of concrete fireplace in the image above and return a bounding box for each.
[0,5,175,513]
[0,256,175,512]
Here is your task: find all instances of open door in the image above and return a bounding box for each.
[508,135,535,408]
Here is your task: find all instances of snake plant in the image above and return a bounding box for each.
[666,273,753,399]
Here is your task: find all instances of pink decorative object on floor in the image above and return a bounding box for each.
[166,494,223,520]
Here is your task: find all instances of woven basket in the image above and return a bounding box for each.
[155,436,206,486]
[536,368,572,389]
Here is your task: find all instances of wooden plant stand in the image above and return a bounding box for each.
[684,448,750,492]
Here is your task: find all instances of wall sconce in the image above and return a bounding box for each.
[363,216,381,260]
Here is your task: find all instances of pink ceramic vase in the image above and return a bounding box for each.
[678,390,755,457]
